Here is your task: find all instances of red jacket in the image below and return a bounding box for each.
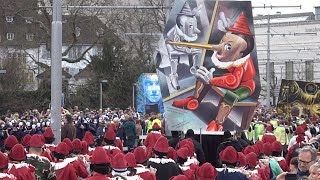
[262,133,277,144]
[8,163,36,180]
[210,57,256,95]
[85,173,111,180]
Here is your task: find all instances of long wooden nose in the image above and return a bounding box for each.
[167,41,213,50]
[166,41,223,52]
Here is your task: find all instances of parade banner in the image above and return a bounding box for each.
[154,0,260,132]
[277,79,320,118]
[136,73,164,114]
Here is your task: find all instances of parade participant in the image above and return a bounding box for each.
[51,142,78,180]
[21,134,31,147]
[81,141,89,155]
[245,152,269,180]
[171,12,256,131]
[169,175,188,180]
[176,147,196,180]
[196,163,218,180]
[144,123,162,157]
[123,115,137,150]
[147,136,183,180]
[8,144,36,180]
[111,153,131,177]
[0,152,16,180]
[103,129,120,151]
[288,126,309,150]
[216,146,248,179]
[271,141,289,172]
[85,147,111,180]
[24,134,56,180]
[237,152,247,167]
[168,147,178,161]
[132,146,157,180]
[4,135,18,153]
[274,121,287,151]
[286,126,308,166]
[262,125,276,144]
[82,131,95,148]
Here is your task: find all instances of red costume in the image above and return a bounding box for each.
[8,163,36,180]
[85,173,111,180]
[262,133,277,144]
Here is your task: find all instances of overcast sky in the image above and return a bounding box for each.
[251,0,320,16]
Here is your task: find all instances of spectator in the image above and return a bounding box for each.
[61,114,76,141]
[290,157,298,174]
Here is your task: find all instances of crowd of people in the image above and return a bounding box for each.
[0,106,320,179]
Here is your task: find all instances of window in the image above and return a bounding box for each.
[6,16,13,23]
[68,46,83,59]
[6,33,14,40]
[25,17,33,23]
[26,33,34,41]
[75,27,81,37]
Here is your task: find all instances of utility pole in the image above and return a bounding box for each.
[51,0,62,144]
[266,14,271,109]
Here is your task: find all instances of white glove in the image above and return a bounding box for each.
[195,66,215,84]
[217,12,230,32]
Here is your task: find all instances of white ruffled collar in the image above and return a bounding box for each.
[51,161,70,170]
[184,157,199,166]
[8,163,32,170]
[110,175,143,180]
[216,168,242,173]
[149,158,175,164]
[211,51,250,69]
[102,145,120,150]
[0,173,16,179]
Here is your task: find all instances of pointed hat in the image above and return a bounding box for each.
[227,12,253,36]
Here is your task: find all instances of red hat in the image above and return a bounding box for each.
[177,147,189,160]
[4,135,18,149]
[125,152,137,167]
[108,148,122,159]
[296,126,304,134]
[29,134,45,148]
[133,146,148,164]
[219,146,238,163]
[83,131,94,145]
[111,153,128,169]
[90,147,111,164]
[63,138,74,152]
[243,146,255,155]
[169,175,188,180]
[153,136,169,153]
[72,139,82,152]
[184,142,195,156]
[81,141,89,154]
[54,142,69,155]
[245,152,258,168]
[301,122,307,130]
[0,152,9,169]
[238,152,247,167]
[266,126,273,132]
[196,162,218,180]
[255,141,264,154]
[10,144,26,161]
[263,142,272,155]
[177,139,188,149]
[43,127,54,138]
[22,134,31,147]
[104,129,116,140]
[167,147,177,160]
[271,141,282,152]
[152,122,161,130]
[227,12,253,37]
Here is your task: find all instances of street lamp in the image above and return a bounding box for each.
[100,80,108,109]
[132,83,137,109]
